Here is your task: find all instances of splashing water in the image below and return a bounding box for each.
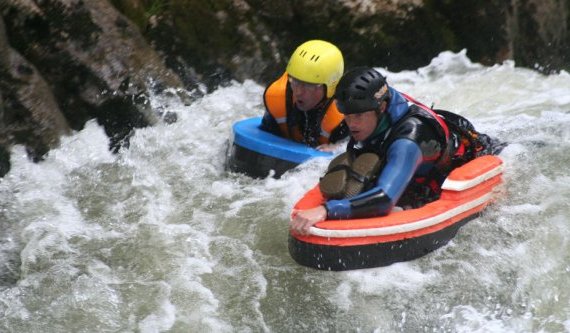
[1,51,570,332]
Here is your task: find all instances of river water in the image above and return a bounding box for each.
[1,50,570,332]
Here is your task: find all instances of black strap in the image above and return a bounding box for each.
[434,109,481,160]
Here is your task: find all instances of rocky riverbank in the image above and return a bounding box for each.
[1,0,568,176]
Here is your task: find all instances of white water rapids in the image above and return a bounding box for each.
[1,50,570,332]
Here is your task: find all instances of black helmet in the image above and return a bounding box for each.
[335,67,390,115]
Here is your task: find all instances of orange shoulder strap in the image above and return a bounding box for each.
[263,73,290,138]
[318,101,344,144]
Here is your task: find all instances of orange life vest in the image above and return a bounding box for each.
[263,73,344,145]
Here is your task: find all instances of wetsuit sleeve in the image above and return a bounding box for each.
[259,110,281,136]
[325,139,423,219]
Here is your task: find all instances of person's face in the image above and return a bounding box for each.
[289,77,326,111]
[344,110,379,141]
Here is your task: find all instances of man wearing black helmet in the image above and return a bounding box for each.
[291,67,496,235]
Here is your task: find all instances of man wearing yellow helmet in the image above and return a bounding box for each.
[261,40,349,151]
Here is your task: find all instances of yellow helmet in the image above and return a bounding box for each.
[286,40,344,98]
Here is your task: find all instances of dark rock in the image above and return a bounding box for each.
[507,0,569,73]
[161,111,178,125]
[1,0,569,178]
[1,0,197,172]
[114,0,569,88]
[0,91,11,178]
[0,13,70,172]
